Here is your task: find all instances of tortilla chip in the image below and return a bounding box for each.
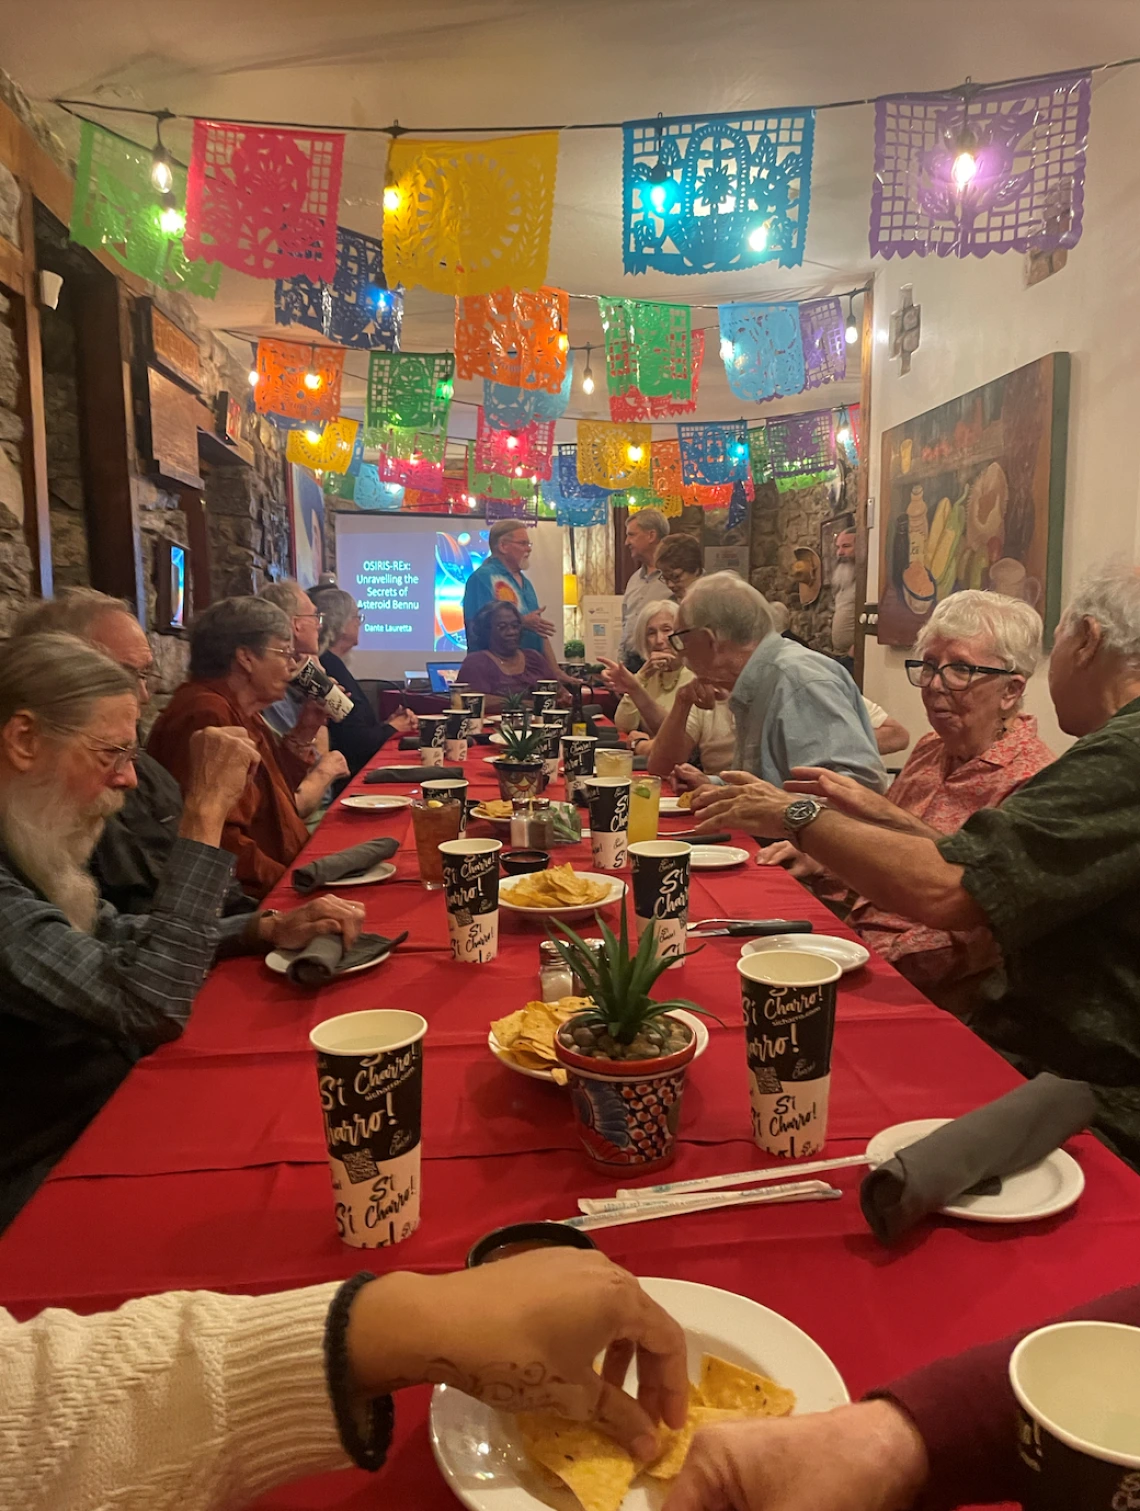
[699,1355,796,1418]
[676,790,693,810]
[508,865,611,909]
[516,1413,637,1511]
[645,1405,746,1480]
[492,999,593,1076]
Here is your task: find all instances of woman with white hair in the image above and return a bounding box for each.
[757,589,1054,1000]
[602,599,693,739]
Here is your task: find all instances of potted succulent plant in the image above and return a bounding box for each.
[492,715,548,801]
[550,910,710,1173]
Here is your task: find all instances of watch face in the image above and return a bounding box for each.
[785,798,820,830]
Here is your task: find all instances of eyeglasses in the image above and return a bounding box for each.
[263,645,303,664]
[667,627,703,653]
[83,738,139,775]
[905,659,1014,691]
[119,662,159,691]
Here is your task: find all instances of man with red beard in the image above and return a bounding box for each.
[0,634,301,1231]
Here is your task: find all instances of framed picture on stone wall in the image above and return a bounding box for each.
[287,464,326,589]
[877,352,1069,647]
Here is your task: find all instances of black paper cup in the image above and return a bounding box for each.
[531,690,557,718]
[460,692,485,732]
[583,776,630,871]
[449,683,470,711]
[422,778,469,836]
[444,710,470,763]
[309,1009,427,1249]
[630,841,691,969]
[440,838,502,963]
[533,721,561,783]
[418,713,448,767]
[737,951,842,1158]
[1011,1322,1140,1509]
[562,735,597,803]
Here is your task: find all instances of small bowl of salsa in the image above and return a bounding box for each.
[466,1220,598,1268]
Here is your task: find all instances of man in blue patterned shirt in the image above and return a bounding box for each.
[0,633,361,1232]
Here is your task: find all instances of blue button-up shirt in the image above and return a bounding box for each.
[729,634,887,792]
[462,557,543,653]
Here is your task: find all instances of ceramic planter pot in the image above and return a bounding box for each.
[554,1014,696,1174]
[494,757,546,802]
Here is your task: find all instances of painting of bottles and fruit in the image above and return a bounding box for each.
[876,353,1069,647]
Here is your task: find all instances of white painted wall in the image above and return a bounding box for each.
[863,70,1140,756]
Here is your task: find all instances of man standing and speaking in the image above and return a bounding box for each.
[463,520,577,690]
[619,509,672,666]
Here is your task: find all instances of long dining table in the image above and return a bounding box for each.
[2,732,1140,1511]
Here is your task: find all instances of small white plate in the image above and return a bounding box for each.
[430,1276,848,1511]
[317,860,397,888]
[488,730,508,746]
[740,933,870,974]
[659,795,693,815]
[865,1118,1086,1224]
[340,794,412,812]
[470,804,515,827]
[689,845,749,869]
[489,1008,710,1083]
[498,872,626,921]
[265,944,394,979]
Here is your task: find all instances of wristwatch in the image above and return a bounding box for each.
[782,797,824,845]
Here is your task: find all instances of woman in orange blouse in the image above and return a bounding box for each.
[148,598,313,900]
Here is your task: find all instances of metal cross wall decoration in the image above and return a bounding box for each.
[889,285,922,374]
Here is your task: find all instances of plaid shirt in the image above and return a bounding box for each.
[0,837,235,1227]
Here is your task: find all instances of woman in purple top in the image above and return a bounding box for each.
[458,602,550,710]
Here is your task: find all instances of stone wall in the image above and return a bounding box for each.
[0,293,32,632]
[40,286,89,589]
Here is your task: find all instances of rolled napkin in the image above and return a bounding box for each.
[292,837,400,893]
[860,1073,1095,1246]
[285,929,408,987]
[364,765,465,784]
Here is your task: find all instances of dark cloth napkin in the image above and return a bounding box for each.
[860,1073,1095,1246]
[364,765,465,784]
[291,838,399,893]
[285,929,408,987]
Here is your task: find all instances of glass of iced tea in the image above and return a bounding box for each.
[411,798,464,890]
[595,746,634,780]
[627,774,662,845]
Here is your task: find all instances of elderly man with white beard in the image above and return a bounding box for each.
[0,632,318,1232]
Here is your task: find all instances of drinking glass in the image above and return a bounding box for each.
[627,775,661,845]
[411,798,464,889]
[595,746,634,780]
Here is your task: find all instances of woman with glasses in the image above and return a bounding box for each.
[602,599,692,741]
[147,598,316,899]
[311,587,418,776]
[756,590,1054,1003]
[655,532,704,603]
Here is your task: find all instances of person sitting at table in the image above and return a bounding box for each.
[0,1248,688,1510]
[754,590,1054,1003]
[653,573,886,792]
[655,530,704,602]
[308,586,418,777]
[462,519,578,691]
[148,598,340,899]
[456,601,551,710]
[603,599,693,736]
[662,1280,1140,1511]
[691,561,1140,1170]
[0,636,331,1231]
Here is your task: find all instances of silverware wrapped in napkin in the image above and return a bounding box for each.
[364,765,465,784]
[291,838,399,893]
[860,1073,1095,1246]
[285,930,408,987]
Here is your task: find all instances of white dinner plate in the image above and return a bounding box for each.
[489,1009,711,1084]
[340,793,412,812]
[264,944,394,979]
[430,1276,849,1511]
[659,795,692,815]
[488,730,508,746]
[740,933,870,974]
[321,860,397,887]
[688,845,749,869]
[498,872,626,921]
[470,804,515,827]
[865,1118,1086,1224]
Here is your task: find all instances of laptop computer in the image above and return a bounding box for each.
[426,660,465,694]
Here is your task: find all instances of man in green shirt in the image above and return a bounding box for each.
[692,565,1140,1168]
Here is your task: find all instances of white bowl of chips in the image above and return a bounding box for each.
[498,864,625,920]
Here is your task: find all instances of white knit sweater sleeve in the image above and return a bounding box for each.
[0,1283,355,1511]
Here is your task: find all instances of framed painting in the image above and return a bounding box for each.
[876,353,1069,646]
[288,463,326,589]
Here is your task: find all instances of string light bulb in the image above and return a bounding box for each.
[149,117,174,195]
[302,348,323,391]
[626,444,644,464]
[158,189,184,236]
[505,433,519,451]
[747,222,769,253]
[382,170,402,213]
[836,405,852,446]
[581,345,595,396]
[951,124,979,192]
[304,428,321,445]
[557,331,569,354]
[248,343,259,388]
[845,295,859,347]
[719,336,734,364]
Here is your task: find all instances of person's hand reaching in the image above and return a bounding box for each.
[388,706,419,735]
[755,840,825,884]
[521,607,555,638]
[260,897,366,951]
[599,656,641,697]
[347,1250,689,1459]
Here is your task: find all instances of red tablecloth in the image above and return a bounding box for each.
[3,746,1139,1511]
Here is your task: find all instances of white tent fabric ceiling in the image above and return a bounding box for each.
[6,0,1137,428]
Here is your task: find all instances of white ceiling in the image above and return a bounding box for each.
[6,0,1138,429]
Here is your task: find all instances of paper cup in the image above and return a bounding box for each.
[583,776,630,870]
[418,713,448,764]
[1011,1322,1140,1510]
[449,683,470,711]
[460,691,485,733]
[309,1009,427,1249]
[440,838,502,963]
[737,951,841,1158]
[422,778,469,836]
[534,721,561,785]
[630,841,691,968]
[562,735,597,804]
[444,710,469,764]
[531,690,557,718]
[420,745,444,767]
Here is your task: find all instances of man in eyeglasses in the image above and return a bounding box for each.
[694,563,1140,1171]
